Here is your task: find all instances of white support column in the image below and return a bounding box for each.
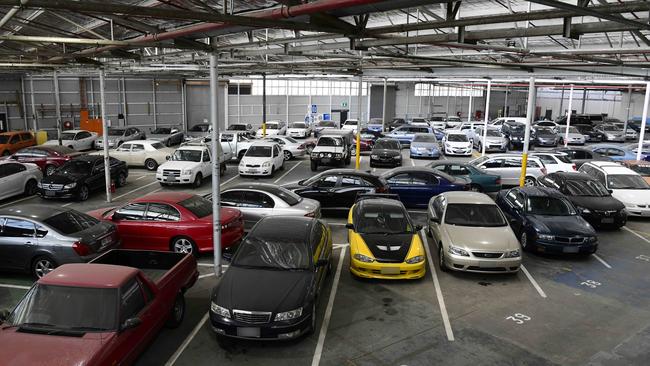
[20,76,28,130]
[481,80,492,156]
[467,83,473,122]
[121,77,128,125]
[99,69,111,203]
[209,51,222,277]
[237,82,241,124]
[405,83,410,120]
[427,83,432,117]
[152,79,157,128]
[504,86,509,117]
[520,77,536,187]
[382,78,387,131]
[329,80,333,117]
[285,81,289,123]
[637,82,650,161]
[564,85,574,147]
[181,79,187,131]
[366,81,371,122]
[224,83,229,128]
[53,72,62,145]
[29,75,37,131]
[418,83,422,116]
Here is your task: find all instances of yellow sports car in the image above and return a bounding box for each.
[347,195,426,279]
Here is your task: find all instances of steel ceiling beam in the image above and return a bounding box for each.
[527,0,650,30]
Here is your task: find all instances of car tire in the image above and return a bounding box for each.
[477,141,482,152]
[524,176,536,186]
[193,173,202,188]
[45,164,57,176]
[24,179,37,196]
[438,244,448,272]
[520,231,530,251]
[160,182,168,187]
[32,255,57,279]
[469,184,482,192]
[311,161,318,171]
[220,163,226,177]
[284,150,292,161]
[345,155,351,165]
[77,184,90,201]
[279,161,284,171]
[270,166,275,177]
[559,137,564,145]
[145,158,158,171]
[165,293,186,329]
[171,236,198,255]
[116,172,127,187]
[427,227,433,237]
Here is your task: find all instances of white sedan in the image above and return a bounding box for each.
[442,130,473,156]
[286,122,312,138]
[263,136,307,160]
[238,141,285,177]
[0,161,42,200]
[43,130,97,151]
[93,140,173,171]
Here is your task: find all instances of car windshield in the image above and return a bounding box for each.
[607,174,650,189]
[318,137,342,146]
[289,122,306,128]
[565,179,610,197]
[601,125,620,131]
[356,205,413,234]
[232,232,310,270]
[227,125,246,130]
[444,204,507,227]
[151,142,165,150]
[447,117,460,122]
[190,124,209,132]
[317,121,336,127]
[108,129,125,136]
[527,196,575,215]
[171,149,202,162]
[486,130,502,137]
[628,164,650,176]
[509,124,524,131]
[60,132,76,140]
[179,195,212,218]
[560,127,580,134]
[43,210,99,235]
[374,140,400,149]
[0,135,8,144]
[152,128,171,134]
[413,134,437,143]
[246,146,272,157]
[344,120,358,126]
[57,160,91,174]
[447,134,468,142]
[536,128,555,135]
[266,123,279,130]
[6,284,118,331]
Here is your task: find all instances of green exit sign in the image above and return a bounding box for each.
[341,101,348,108]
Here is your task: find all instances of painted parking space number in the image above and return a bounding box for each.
[506,313,531,325]
[580,280,601,288]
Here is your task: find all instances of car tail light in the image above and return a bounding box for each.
[376,185,389,193]
[572,164,577,171]
[304,211,316,217]
[298,144,305,150]
[495,178,501,185]
[72,241,91,256]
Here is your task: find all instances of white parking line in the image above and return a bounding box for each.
[410,159,415,166]
[274,161,302,183]
[62,202,73,207]
[165,312,209,366]
[220,175,239,187]
[0,195,37,208]
[135,175,149,181]
[421,229,455,342]
[113,181,159,200]
[0,283,30,290]
[592,253,612,269]
[311,246,347,366]
[623,226,650,243]
[520,264,547,298]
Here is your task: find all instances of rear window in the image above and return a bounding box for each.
[556,155,572,163]
[179,195,212,218]
[264,186,302,205]
[151,142,166,150]
[44,210,99,235]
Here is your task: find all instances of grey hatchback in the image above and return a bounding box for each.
[0,205,120,278]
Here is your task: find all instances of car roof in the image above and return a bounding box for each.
[382,166,456,181]
[317,168,377,179]
[39,263,137,288]
[357,196,406,210]
[72,154,102,162]
[589,143,626,149]
[441,191,495,204]
[552,172,594,181]
[622,160,650,166]
[587,163,638,175]
[375,137,400,143]
[445,130,466,135]
[62,129,86,133]
[249,141,278,147]
[227,183,290,195]
[586,161,624,168]
[251,216,315,242]
[514,186,565,198]
[178,145,206,151]
[132,191,195,204]
[124,139,161,144]
[0,204,76,219]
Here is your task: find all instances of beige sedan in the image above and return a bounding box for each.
[427,191,522,273]
[93,140,173,171]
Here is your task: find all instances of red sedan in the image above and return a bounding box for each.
[87,192,244,255]
[9,145,84,176]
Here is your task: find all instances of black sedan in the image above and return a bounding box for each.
[495,186,598,254]
[283,169,389,211]
[537,172,626,229]
[209,216,332,340]
[38,155,128,201]
[554,147,613,168]
[369,138,402,168]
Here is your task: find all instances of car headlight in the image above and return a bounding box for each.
[537,234,554,241]
[182,169,192,175]
[63,182,77,189]
[587,236,598,243]
[405,255,425,264]
[503,250,520,258]
[576,206,591,214]
[274,307,303,322]
[448,245,469,257]
[371,154,379,159]
[353,253,375,263]
[37,182,42,188]
[210,302,230,318]
[262,161,271,167]
[393,155,401,159]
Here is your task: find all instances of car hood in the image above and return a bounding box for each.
[485,138,506,144]
[444,140,471,148]
[527,214,595,236]
[371,148,400,157]
[287,128,307,132]
[0,328,115,366]
[565,133,584,139]
[602,131,624,136]
[241,156,273,165]
[410,142,439,149]
[147,133,170,140]
[312,145,345,153]
[44,139,74,145]
[568,195,625,211]
[214,266,312,313]
[96,136,122,142]
[611,189,650,205]
[158,160,201,170]
[42,173,85,184]
[360,233,413,263]
[536,134,556,139]
[444,224,519,251]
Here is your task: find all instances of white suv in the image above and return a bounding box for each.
[239,141,285,177]
[470,153,547,186]
[579,161,650,217]
[156,145,214,188]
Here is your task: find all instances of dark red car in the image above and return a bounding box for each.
[9,145,84,176]
[87,192,244,255]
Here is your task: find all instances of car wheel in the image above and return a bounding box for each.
[520,231,530,251]
[559,137,564,145]
[145,158,158,171]
[193,173,202,188]
[220,163,226,177]
[311,161,318,171]
[77,184,90,201]
[438,244,448,272]
[524,176,536,186]
[45,164,57,176]
[24,179,37,196]
[32,256,57,279]
[270,166,275,177]
[477,141,482,152]
[469,184,482,192]
[116,172,127,187]
[165,293,186,329]
[171,236,197,255]
[284,150,292,161]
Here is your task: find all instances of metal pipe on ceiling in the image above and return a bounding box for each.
[0,0,28,28]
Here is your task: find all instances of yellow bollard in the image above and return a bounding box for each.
[519,152,528,187]
[262,122,266,138]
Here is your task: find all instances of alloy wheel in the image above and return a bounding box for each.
[34,258,54,278]
[173,238,194,254]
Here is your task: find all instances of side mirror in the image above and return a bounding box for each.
[608,189,613,194]
[111,212,123,221]
[298,179,306,185]
[415,225,423,231]
[166,155,171,160]
[0,309,10,322]
[121,317,141,331]
[316,259,329,267]
[345,223,354,230]
[429,216,440,223]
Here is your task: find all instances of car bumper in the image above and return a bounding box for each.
[350,257,425,279]
[288,131,309,137]
[410,149,440,158]
[239,166,274,176]
[532,240,598,254]
[566,138,585,145]
[370,158,401,167]
[536,140,558,146]
[604,135,626,142]
[38,188,78,199]
[581,211,627,227]
[210,312,312,340]
[443,253,521,273]
[156,174,194,184]
[444,147,472,156]
[311,157,344,166]
[484,144,507,152]
[624,206,650,217]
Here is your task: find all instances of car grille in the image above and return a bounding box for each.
[41,183,64,191]
[467,266,508,272]
[232,310,272,324]
[246,164,260,168]
[163,169,180,178]
[594,210,618,216]
[472,252,503,259]
[554,236,586,244]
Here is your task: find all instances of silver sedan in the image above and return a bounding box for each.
[263,136,308,160]
[207,183,321,230]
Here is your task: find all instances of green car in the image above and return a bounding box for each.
[427,161,502,192]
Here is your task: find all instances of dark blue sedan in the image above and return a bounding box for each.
[495,186,598,255]
[381,167,469,209]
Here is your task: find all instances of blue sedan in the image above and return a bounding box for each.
[588,143,647,161]
[381,166,469,208]
[384,125,435,146]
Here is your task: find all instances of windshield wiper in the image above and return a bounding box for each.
[67,326,110,331]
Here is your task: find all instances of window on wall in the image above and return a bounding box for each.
[230,79,367,96]
[414,83,484,97]
[228,83,252,95]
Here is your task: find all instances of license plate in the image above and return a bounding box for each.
[45,191,55,197]
[246,170,257,174]
[380,267,400,275]
[165,176,175,182]
[601,217,614,224]
[563,246,580,253]
[479,261,498,268]
[321,158,330,163]
[236,327,260,337]
[101,236,111,245]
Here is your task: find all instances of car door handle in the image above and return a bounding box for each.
[25,241,34,245]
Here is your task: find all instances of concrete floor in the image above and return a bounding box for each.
[1,143,649,366]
